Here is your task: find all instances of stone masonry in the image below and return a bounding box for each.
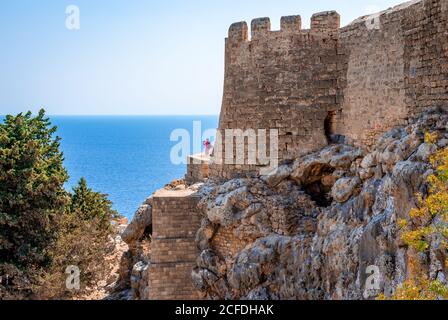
[148,188,202,300]
[185,154,210,185]
[147,0,448,300]
[211,11,342,180]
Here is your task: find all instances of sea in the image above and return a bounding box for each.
[46,115,218,219]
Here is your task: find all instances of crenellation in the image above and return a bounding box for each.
[228,21,248,43]
[251,17,271,39]
[280,15,302,32]
[311,11,340,33]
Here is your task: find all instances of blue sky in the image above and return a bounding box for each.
[0,0,405,115]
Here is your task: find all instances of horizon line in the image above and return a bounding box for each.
[1,114,220,117]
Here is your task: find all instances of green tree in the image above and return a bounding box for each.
[0,109,68,269]
[40,178,119,299]
[0,110,120,299]
[69,177,118,231]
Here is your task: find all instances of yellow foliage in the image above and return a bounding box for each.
[400,142,448,251]
[380,251,448,300]
[390,136,448,300]
[424,132,438,144]
[379,278,448,300]
[398,219,408,229]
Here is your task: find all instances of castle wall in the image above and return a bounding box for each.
[148,189,202,300]
[210,0,448,179]
[211,226,251,260]
[212,12,343,179]
[337,7,408,147]
[402,0,448,117]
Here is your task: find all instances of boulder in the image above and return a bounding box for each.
[415,143,437,162]
[121,200,153,245]
[261,165,292,187]
[360,151,378,169]
[331,176,361,203]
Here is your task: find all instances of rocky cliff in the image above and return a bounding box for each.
[121,108,448,300]
[191,108,448,299]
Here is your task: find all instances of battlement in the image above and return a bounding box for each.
[217,11,344,179]
[228,21,248,43]
[213,0,448,180]
[227,11,340,43]
[311,11,340,32]
[251,17,271,39]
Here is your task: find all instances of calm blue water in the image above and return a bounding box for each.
[47,116,218,219]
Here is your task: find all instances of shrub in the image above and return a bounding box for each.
[0,110,120,299]
[38,179,119,299]
[388,132,448,300]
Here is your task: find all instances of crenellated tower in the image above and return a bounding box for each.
[208,0,448,181]
[211,11,343,179]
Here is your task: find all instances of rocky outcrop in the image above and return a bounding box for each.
[79,220,133,301]
[192,109,448,300]
[121,200,152,245]
[119,198,153,300]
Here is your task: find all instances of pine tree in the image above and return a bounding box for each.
[0,109,68,269]
[69,177,118,231]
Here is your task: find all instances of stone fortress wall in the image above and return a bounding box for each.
[210,11,343,179]
[338,0,448,149]
[148,0,448,300]
[211,0,448,180]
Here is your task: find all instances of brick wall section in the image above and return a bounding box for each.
[186,154,210,185]
[402,0,448,117]
[148,189,202,300]
[337,5,408,147]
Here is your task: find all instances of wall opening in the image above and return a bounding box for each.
[324,111,336,143]
[144,225,152,237]
[302,163,335,207]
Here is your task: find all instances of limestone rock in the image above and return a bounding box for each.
[291,144,362,185]
[360,151,378,169]
[121,199,153,245]
[415,143,437,162]
[206,186,252,226]
[331,176,361,203]
[130,261,149,300]
[261,165,292,187]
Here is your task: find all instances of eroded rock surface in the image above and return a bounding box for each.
[119,197,153,299]
[192,110,448,300]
